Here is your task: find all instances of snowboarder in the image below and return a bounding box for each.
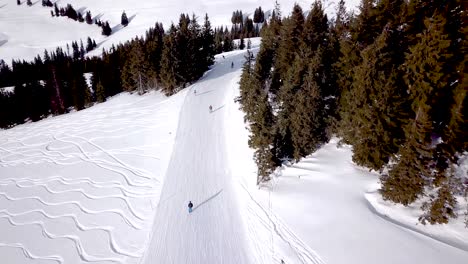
[231,62,234,68]
[188,201,193,213]
[209,105,213,112]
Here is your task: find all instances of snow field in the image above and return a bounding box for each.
[0,0,360,63]
[0,91,186,263]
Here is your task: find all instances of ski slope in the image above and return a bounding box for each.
[0,91,186,263]
[1,39,468,264]
[142,50,254,264]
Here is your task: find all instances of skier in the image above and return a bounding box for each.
[231,61,234,68]
[194,89,197,95]
[209,105,213,112]
[188,201,193,213]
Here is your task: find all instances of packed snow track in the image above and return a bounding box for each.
[142,51,254,264]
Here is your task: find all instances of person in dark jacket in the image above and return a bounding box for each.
[188,201,193,213]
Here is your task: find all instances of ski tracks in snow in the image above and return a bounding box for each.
[0,93,183,263]
[237,179,325,264]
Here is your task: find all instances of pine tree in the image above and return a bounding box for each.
[65,4,78,20]
[374,0,405,30]
[45,66,65,115]
[160,25,179,95]
[71,41,80,60]
[420,182,457,224]
[79,40,86,59]
[144,22,165,89]
[121,40,148,92]
[238,50,276,183]
[70,72,87,111]
[222,35,234,52]
[350,25,409,171]
[121,11,129,26]
[334,0,348,35]
[86,37,94,52]
[303,1,328,52]
[27,0,32,6]
[85,11,93,24]
[244,18,254,37]
[290,52,327,160]
[102,22,112,36]
[188,14,204,81]
[382,112,431,206]
[239,37,245,50]
[78,12,84,22]
[382,14,452,205]
[201,14,215,70]
[254,7,265,24]
[95,79,106,103]
[274,4,304,87]
[54,3,59,16]
[353,0,378,48]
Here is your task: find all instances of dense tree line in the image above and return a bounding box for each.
[0,12,237,129]
[238,0,467,225]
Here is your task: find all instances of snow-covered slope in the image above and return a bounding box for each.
[222,48,468,264]
[0,91,186,263]
[1,38,467,263]
[0,0,360,63]
[142,49,254,264]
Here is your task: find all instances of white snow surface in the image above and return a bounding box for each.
[0,91,186,263]
[0,0,360,63]
[2,38,468,263]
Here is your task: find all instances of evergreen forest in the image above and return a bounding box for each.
[238,0,466,225]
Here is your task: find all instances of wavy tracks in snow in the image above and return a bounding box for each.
[0,94,180,263]
[0,242,63,264]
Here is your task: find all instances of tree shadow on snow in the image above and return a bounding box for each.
[77,7,87,14]
[192,189,223,212]
[0,4,7,8]
[128,13,137,23]
[31,0,40,6]
[93,13,104,21]
[112,24,124,34]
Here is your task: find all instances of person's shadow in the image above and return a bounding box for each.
[192,189,223,212]
[210,105,225,113]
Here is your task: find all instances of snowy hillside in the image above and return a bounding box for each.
[0,0,360,63]
[0,91,186,263]
[1,39,467,264]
